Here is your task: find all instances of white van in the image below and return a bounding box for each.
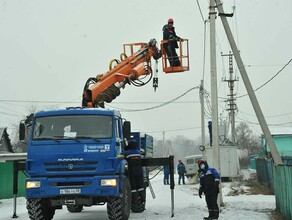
[184,154,202,178]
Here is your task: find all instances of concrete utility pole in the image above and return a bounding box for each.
[222,53,238,143]
[214,0,283,165]
[209,0,220,173]
[162,131,167,157]
[209,0,223,207]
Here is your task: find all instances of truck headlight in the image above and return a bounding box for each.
[101,179,117,187]
[26,181,41,189]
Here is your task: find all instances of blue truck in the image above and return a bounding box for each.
[20,107,145,220]
[20,108,133,220]
[19,107,174,220]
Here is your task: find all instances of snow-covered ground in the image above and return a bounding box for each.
[0,170,275,220]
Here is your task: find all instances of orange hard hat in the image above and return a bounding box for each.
[168,18,174,23]
[197,160,205,166]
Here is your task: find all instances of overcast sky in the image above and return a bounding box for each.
[0,0,291,143]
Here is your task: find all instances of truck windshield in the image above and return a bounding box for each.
[32,115,113,140]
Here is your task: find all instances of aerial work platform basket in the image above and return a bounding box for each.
[160,38,189,73]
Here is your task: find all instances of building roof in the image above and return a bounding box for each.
[269,126,292,135]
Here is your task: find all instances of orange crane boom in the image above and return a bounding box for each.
[82,38,189,108]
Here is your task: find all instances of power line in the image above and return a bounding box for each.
[236,115,292,127]
[0,100,79,104]
[145,126,202,134]
[196,0,206,22]
[0,99,201,105]
[211,58,292,100]
[0,111,20,116]
[109,101,200,104]
[237,58,292,99]
[0,105,23,115]
[238,109,292,119]
[246,64,287,68]
[107,86,200,112]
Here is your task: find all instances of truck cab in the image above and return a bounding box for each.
[23,107,132,220]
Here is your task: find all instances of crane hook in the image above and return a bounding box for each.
[153,60,159,91]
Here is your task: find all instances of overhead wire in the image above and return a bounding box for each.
[196,0,205,22]
[0,99,80,104]
[0,105,23,115]
[195,0,208,84]
[0,111,20,117]
[235,115,292,127]
[145,126,202,134]
[202,21,207,80]
[212,58,292,101]
[237,58,292,99]
[238,109,292,119]
[107,86,200,112]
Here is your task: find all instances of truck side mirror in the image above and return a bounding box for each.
[123,121,131,140]
[19,122,26,141]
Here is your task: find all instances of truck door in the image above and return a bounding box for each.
[115,117,123,155]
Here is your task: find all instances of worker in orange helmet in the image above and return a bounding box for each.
[162,18,181,67]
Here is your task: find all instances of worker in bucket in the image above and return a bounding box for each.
[197,160,221,220]
[162,18,181,67]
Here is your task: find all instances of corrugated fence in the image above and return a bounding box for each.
[256,158,274,191]
[0,162,26,199]
[256,158,292,219]
[274,165,292,220]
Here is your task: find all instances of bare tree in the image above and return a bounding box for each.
[154,135,200,162]
[235,122,260,168]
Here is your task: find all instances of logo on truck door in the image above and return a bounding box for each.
[68,164,74,170]
[84,144,110,153]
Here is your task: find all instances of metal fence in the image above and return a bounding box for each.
[255,158,274,191]
[255,158,292,219]
[0,162,26,199]
[274,165,292,220]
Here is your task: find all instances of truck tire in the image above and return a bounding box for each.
[66,205,83,213]
[27,198,55,220]
[131,189,146,213]
[107,177,131,220]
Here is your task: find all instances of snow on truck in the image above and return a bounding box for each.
[19,38,189,220]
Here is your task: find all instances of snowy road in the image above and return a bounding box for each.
[0,172,275,220]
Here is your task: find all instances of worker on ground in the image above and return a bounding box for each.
[177,160,186,185]
[163,165,170,185]
[198,160,221,220]
[124,139,145,205]
[162,18,181,67]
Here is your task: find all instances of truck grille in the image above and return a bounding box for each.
[44,161,98,172]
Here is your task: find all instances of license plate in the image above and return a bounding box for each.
[60,189,81,195]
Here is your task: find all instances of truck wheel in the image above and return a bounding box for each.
[66,205,83,213]
[107,177,131,220]
[27,198,55,220]
[131,188,146,213]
